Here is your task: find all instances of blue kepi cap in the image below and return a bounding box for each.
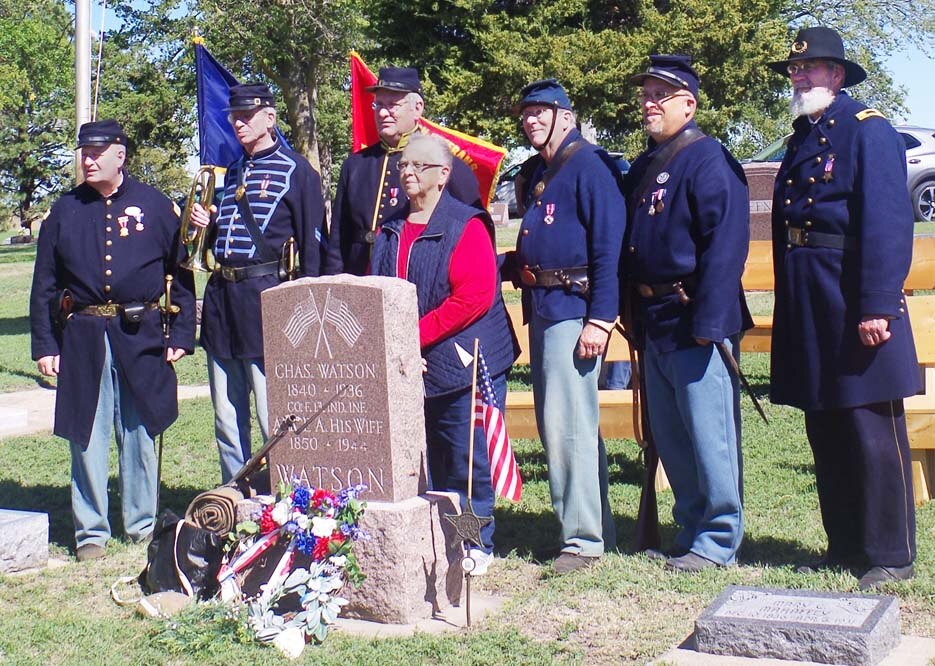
[630,54,700,97]
[516,79,573,112]
[228,83,276,112]
[76,119,128,148]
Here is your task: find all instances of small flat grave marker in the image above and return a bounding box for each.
[0,509,49,573]
[695,585,901,666]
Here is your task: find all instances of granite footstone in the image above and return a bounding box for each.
[0,509,49,573]
[695,585,900,666]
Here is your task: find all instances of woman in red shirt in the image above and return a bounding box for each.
[370,135,517,576]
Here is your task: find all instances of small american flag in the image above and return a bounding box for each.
[475,349,522,502]
[282,290,320,348]
[324,293,362,347]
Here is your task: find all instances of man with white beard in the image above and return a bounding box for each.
[768,26,920,590]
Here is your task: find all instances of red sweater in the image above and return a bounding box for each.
[396,216,496,349]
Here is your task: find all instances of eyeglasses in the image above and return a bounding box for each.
[372,99,410,114]
[786,61,830,76]
[638,90,688,105]
[520,106,554,121]
[397,160,444,173]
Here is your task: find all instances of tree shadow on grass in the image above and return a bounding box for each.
[0,478,209,551]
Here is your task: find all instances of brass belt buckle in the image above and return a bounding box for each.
[99,303,119,317]
[221,265,237,281]
[364,230,377,244]
[637,283,654,298]
[788,228,805,246]
[520,268,537,286]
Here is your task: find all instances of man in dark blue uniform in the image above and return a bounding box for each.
[623,56,751,572]
[30,119,196,561]
[191,84,326,483]
[324,66,481,275]
[510,79,623,573]
[768,27,919,589]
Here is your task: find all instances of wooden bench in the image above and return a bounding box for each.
[503,235,935,504]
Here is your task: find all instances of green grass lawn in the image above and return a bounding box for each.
[0,356,932,664]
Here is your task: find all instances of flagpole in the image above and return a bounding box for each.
[74,0,91,183]
[467,338,480,500]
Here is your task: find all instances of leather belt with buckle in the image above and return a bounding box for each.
[519,265,590,294]
[75,302,158,317]
[637,276,696,304]
[787,228,856,251]
[215,261,280,283]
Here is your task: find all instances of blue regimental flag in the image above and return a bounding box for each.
[194,38,291,167]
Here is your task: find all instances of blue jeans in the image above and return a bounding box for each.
[529,313,615,557]
[600,361,632,389]
[70,335,158,548]
[207,354,269,484]
[643,336,744,564]
[423,373,506,553]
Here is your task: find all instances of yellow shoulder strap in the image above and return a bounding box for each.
[856,108,886,121]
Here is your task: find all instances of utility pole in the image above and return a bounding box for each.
[75,0,91,183]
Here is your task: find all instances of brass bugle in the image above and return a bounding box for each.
[180,165,217,272]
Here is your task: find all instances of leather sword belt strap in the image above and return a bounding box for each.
[215,261,280,283]
[787,228,856,251]
[519,265,590,292]
[355,229,378,244]
[637,275,697,300]
[75,302,159,317]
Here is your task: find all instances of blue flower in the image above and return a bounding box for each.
[292,486,311,512]
[293,531,315,556]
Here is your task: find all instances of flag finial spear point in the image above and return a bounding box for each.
[192,27,204,46]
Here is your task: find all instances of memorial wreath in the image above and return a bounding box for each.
[218,479,368,651]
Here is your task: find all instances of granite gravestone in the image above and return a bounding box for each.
[261,275,427,502]
[259,275,462,624]
[695,585,901,666]
[744,162,778,241]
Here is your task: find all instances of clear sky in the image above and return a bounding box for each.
[886,47,935,128]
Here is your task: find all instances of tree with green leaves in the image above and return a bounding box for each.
[364,0,934,160]
[0,0,74,229]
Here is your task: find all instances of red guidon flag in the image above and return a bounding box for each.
[349,51,506,208]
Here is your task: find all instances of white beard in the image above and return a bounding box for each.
[790,87,836,118]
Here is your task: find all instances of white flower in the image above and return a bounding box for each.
[272,625,306,659]
[329,555,347,567]
[294,513,309,530]
[271,501,290,526]
[311,516,337,538]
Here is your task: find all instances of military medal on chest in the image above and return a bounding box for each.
[125,205,144,233]
[649,188,666,216]
[117,215,130,237]
[543,202,556,225]
[823,154,835,182]
[389,187,399,207]
[259,174,271,198]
